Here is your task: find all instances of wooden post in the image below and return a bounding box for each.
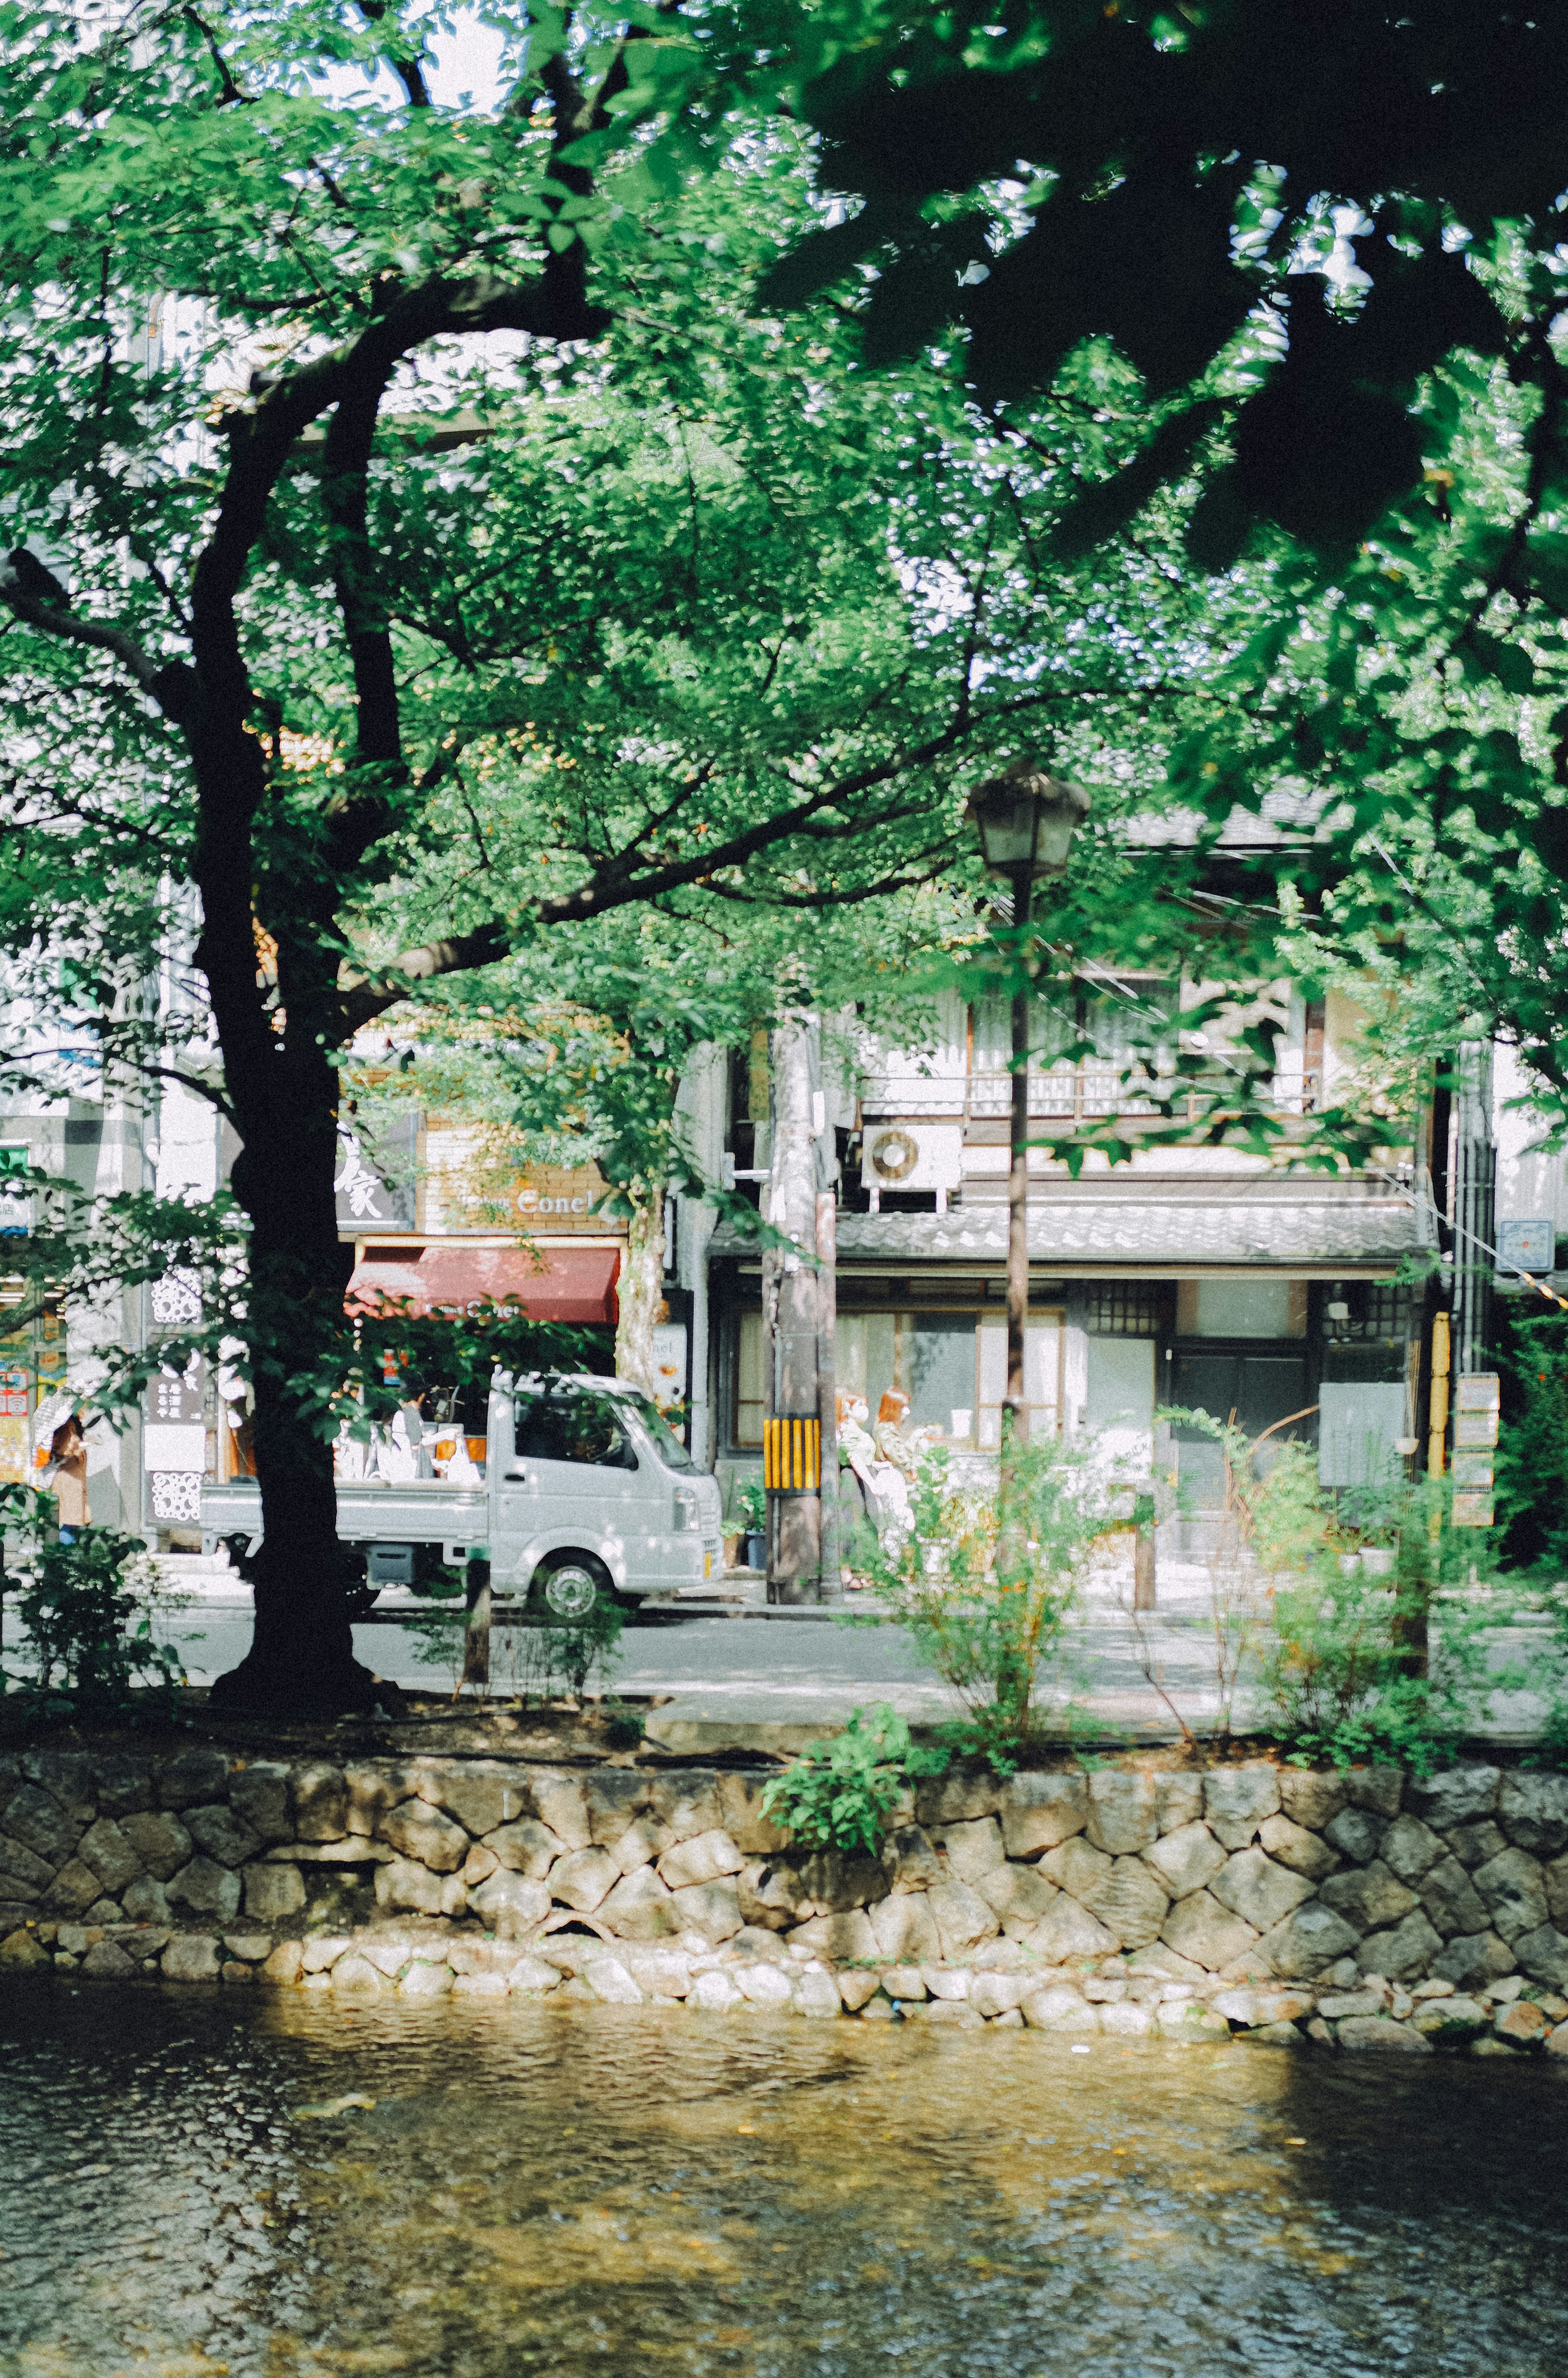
[461,1557,491,1692]
[1133,1509,1157,1611]
[816,1190,841,1601]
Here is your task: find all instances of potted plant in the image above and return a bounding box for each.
[736,1478,768,1572]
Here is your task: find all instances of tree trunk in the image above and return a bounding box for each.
[615,1183,666,1389]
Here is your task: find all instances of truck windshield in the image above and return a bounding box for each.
[616,1391,697,1471]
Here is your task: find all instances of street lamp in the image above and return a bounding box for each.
[967,760,1090,1446]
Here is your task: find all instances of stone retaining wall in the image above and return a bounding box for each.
[6,1744,1568,2054]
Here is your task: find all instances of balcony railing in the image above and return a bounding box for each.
[859,1067,1327,1125]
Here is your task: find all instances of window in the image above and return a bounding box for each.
[968,981,1175,1121]
[1085,1283,1165,1337]
[514,1392,638,1469]
[736,1311,766,1447]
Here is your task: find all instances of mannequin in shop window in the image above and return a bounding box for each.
[838,1389,912,1551]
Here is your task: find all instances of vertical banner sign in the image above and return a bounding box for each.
[1451,1374,1499,1527]
[144,1354,207,1526]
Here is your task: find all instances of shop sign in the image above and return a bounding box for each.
[514,1163,620,1234]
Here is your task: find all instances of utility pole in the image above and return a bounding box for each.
[764,1017,829,1604]
[1005,860,1034,1448]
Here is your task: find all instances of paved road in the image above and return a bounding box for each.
[157,1561,1554,1745]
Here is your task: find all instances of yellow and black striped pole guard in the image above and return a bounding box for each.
[762,1415,821,1494]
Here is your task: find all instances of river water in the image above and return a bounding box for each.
[3,1990,1567,2378]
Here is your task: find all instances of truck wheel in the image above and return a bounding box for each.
[532,1555,615,1620]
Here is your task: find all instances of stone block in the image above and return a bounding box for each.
[155,1747,229,1812]
[1412,1995,1488,2039]
[1549,1854,1568,1931]
[998,1772,1087,1858]
[916,1770,1004,1827]
[448,1937,520,1976]
[718,1772,791,1856]
[378,1801,470,1875]
[452,1971,508,1999]
[882,1964,927,2001]
[939,1816,1007,1882]
[162,1934,220,1982]
[463,1844,499,1888]
[1409,1766,1499,1830]
[1376,1813,1446,1885]
[1039,1835,1114,1902]
[519,1770,587,1852]
[0,1926,49,1971]
[167,1859,242,1922]
[833,1967,881,2013]
[1080,1856,1170,1950]
[735,1961,794,2009]
[1143,1821,1227,1900]
[585,1955,645,2004]
[599,1864,682,1940]
[223,1931,273,1962]
[343,1764,411,1838]
[1344,1766,1403,1818]
[787,1908,879,1963]
[927,1878,999,1959]
[432,1764,531,1841]
[550,1846,620,1912]
[923,1964,970,1999]
[76,1817,145,1898]
[87,1754,153,1819]
[120,1811,193,1882]
[43,1858,109,1919]
[1446,1820,1507,1872]
[227,1763,292,1844]
[467,1870,551,1935]
[506,1955,561,1994]
[731,1924,790,1963]
[1495,1997,1550,2044]
[1319,1861,1417,1937]
[737,1861,795,1932]
[259,1939,304,1985]
[1322,1807,1385,1866]
[1499,1774,1568,1860]
[1154,1773,1203,1835]
[1417,1857,1490,1939]
[4,1782,82,1867]
[646,1770,722,1842]
[84,1899,123,1926]
[1125,1943,1211,1983]
[1086,1771,1159,1855]
[1256,1813,1339,1881]
[183,1806,263,1870]
[610,1814,673,1877]
[80,1939,137,1979]
[1203,1766,1281,1850]
[1027,1893,1117,1964]
[1431,1929,1514,1991]
[577,1772,648,1848]
[400,1959,453,1997]
[122,1876,172,1926]
[292,1763,349,1842]
[617,1946,691,1995]
[657,1829,745,1891]
[1336,2016,1430,2053]
[1513,1922,1568,1994]
[488,1815,566,1879]
[869,1891,942,1965]
[1099,1997,1156,2035]
[1547,2020,1568,2057]
[881,1826,944,1894]
[375,1858,467,1919]
[1158,2000,1230,2041]
[331,1953,386,1995]
[912,1996,985,2026]
[1277,1770,1350,1833]
[1211,1849,1315,1935]
[1355,1910,1444,1981]
[1160,1889,1260,1973]
[668,1877,743,1944]
[0,1833,54,1893]
[245,1864,306,1923]
[973,1860,1059,1927]
[969,1970,1031,2019]
[787,1848,888,1916]
[1473,1846,1548,1942]
[1021,1984,1098,2031]
[267,1840,394,1866]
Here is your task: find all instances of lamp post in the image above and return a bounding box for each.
[966,761,1090,1448]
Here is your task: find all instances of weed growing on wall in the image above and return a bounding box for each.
[760,1703,947,1856]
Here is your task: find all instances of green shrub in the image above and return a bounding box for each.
[853,1432,1104,1766]
[2,1522,187,1718]
[760,1702,947,1857]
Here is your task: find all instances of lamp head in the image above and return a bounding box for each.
[966,759,1091,878]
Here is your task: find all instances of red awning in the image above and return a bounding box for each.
[347,1243,619,1325]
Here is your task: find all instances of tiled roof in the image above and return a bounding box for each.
[712,1188,1426,1270]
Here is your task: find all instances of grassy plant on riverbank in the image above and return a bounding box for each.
[1,1507,189,1721]
[760,1702,948,1855]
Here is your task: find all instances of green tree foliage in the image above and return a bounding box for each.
[763,2,1549,553]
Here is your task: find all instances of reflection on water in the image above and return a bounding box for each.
[3,1988,1568,2377]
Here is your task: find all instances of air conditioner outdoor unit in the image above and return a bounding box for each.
[860,1122,963,1194]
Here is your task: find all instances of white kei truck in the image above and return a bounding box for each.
[200,1373,722,1619]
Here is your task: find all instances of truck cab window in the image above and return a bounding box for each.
[514,1394,639,1470]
